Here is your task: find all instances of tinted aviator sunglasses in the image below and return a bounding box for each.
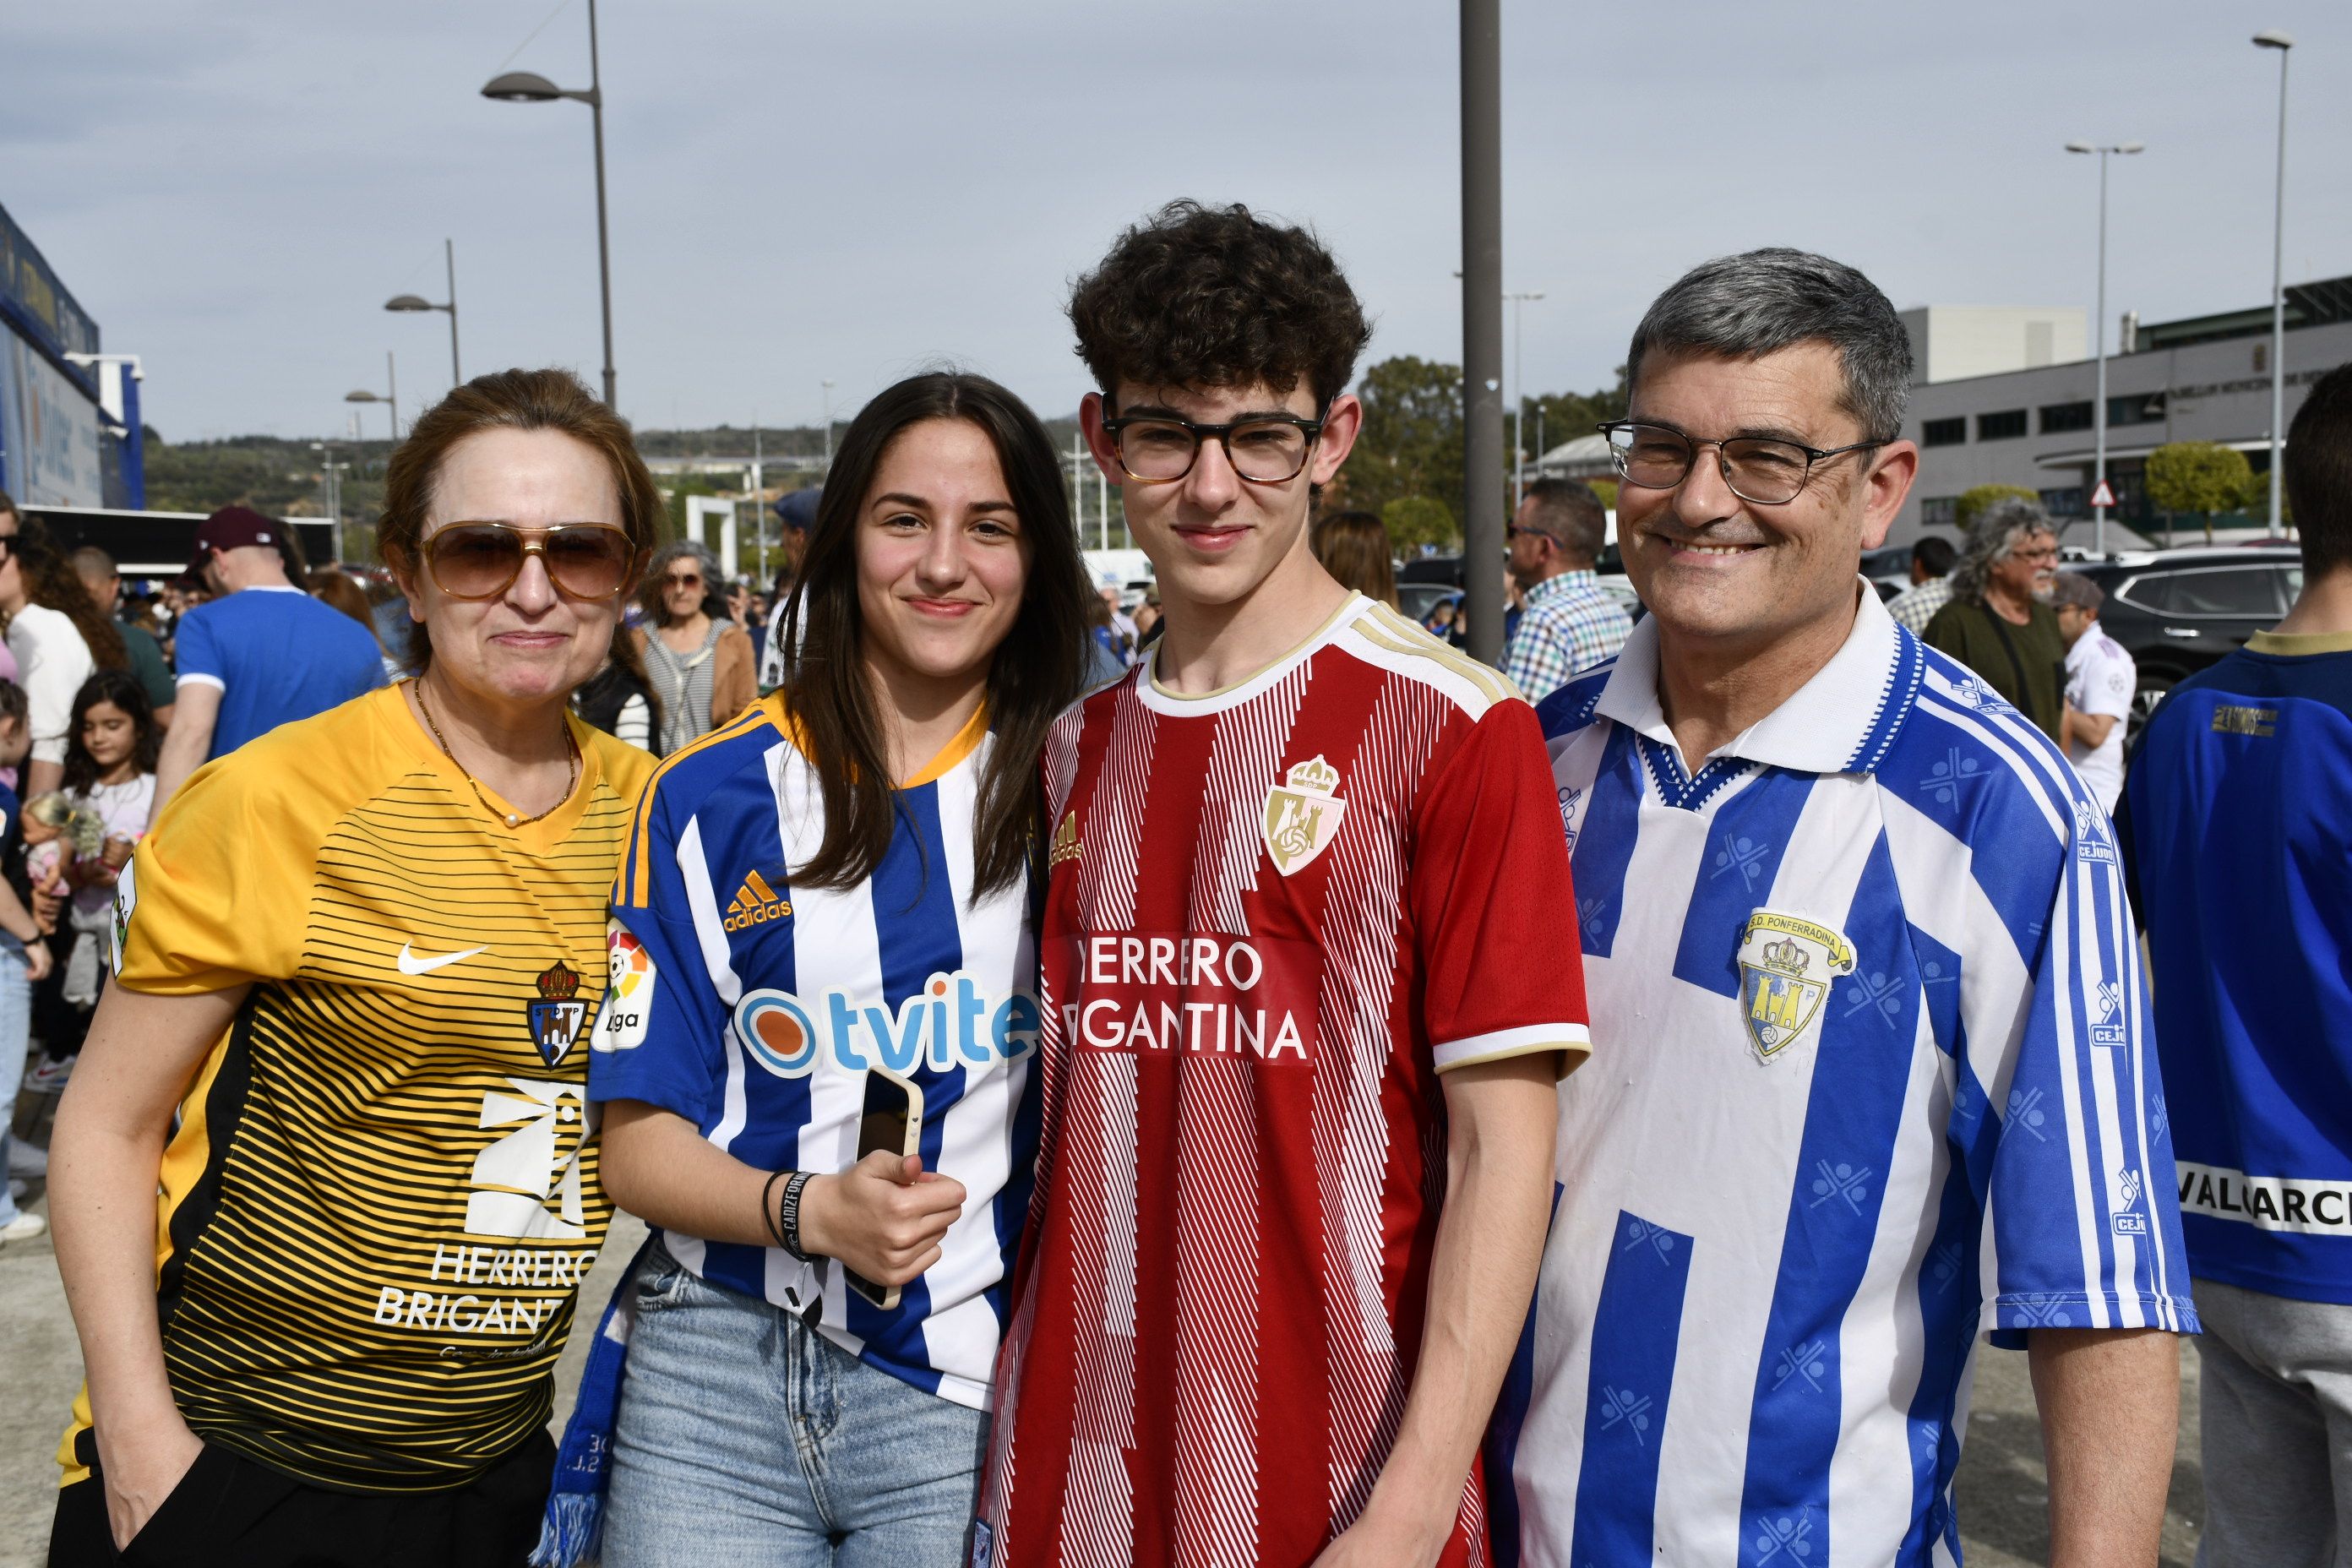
[417,522,640,602]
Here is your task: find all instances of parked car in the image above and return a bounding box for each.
[1397,580,1458,624]
[2061,545,2301,742]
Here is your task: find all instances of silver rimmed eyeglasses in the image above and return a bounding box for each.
[1600,420,1886,506]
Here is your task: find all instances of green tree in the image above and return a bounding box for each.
[1954,484,2040,531]
[1584,478,1619,511]
[1522,367,1631,461]
[1337,356,1466,522]
[2146,442,2254,544]
[1381,495,1458,555]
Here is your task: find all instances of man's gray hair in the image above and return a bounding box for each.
[1950,496,2056,602]
[1627,248,1914,442]
[2044,569,2104,612]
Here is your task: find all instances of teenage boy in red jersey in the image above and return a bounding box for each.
[977,201,1589,1568]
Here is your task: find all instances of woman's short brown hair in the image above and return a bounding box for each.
[378,368,660,671]
[1310,510,1397,608]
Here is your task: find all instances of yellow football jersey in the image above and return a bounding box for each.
[58,683,654,1492]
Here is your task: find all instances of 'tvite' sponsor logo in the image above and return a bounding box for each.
[732,972,1039,1080]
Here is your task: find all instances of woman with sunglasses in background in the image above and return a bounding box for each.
[632,541,754,755]
[47,368,661,1567]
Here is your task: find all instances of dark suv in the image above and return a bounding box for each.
[2064,545,2303,736]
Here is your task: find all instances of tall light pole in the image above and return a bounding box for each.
[821,380,837,468]
[346,351,400,440]
[386,238,462,387]
[2254,30,2293,537]
[1506,289,1545,509]
[311,441,346,564]
[1460,0,1505,667]
[483,0,617,409]
[2066,140,2141,558]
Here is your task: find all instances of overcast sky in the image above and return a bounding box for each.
[9,1,2351,442]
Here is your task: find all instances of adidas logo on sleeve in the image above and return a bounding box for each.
[723,870,792,932]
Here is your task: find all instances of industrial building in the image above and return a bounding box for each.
[1532,278,2352,553]
[1896,277,2352,546]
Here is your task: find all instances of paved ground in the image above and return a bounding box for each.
[0,1186,2205,1567]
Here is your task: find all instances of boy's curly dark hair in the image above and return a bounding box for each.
[1070,200,1372,411]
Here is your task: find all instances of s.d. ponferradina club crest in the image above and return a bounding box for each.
[1262,754,1347,876]
[1736,909,1856,1061]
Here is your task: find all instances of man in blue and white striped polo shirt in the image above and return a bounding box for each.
[1500,249,2196,1567]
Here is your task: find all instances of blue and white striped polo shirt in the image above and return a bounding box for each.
[589,695,1039,1409]
[1500,585,2196,1566]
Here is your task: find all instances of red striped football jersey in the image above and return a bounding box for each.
[979,595,1590,1568]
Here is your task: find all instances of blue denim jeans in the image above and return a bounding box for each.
[602,1244,988,1568]
[0,949,28,1228]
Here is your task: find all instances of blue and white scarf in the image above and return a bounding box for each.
[531,1237,652,1568]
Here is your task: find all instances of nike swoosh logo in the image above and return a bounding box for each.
[397,942,488,976]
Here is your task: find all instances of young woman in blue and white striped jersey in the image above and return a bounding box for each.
[541,373,1092,1567]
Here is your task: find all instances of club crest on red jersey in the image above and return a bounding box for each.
[1262,754,1346,875]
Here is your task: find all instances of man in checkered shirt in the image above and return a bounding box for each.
[1503,477,1636,700]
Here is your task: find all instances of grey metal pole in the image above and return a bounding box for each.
[2265,41,2290,536]
[1460,0,1505,667]
[445,238,462,384]
[2093,151,2110,558]
[587,0,618,409]
[387,351,400,441]
[1511,294,1525,509]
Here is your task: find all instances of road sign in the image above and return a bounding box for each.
[2089,478,2117,509]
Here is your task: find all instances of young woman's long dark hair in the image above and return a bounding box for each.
[62,668,160,796]
[783,373,1092,898]
[15,518,128,672]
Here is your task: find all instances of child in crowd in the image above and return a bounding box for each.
[0,680,57,1244]
[29,672,158,1050]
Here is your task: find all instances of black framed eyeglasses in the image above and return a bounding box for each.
[1100,411,1325,486]
[1599,420,1886,506]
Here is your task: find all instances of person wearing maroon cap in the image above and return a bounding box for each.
[150,506,385,814]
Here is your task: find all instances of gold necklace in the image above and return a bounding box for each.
[413,680,580,829]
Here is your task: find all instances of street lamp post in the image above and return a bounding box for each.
[346,352,400,440]
[1506,290,1545,509]
[2254,30,2294,537]
[386,238,462,386]
[2065,140,2142,558]
[483,0,617,408]
[311,441,346,563]
[821,380,837,469]
[1460,0,1505,667]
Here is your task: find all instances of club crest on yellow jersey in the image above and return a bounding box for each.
[527,960,588,1067]
[1737,910,1855,1061]
[1262,754,1346,876]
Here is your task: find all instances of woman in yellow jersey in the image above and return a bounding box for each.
[46,368,661,1568]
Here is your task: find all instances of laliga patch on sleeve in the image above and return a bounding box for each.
[595,918,656,1052]
[969,1520,992,1568]
[108,856,139,978]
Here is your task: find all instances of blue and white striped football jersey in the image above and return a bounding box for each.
[589,696,1038,1410]
[1500,586,2196,1567]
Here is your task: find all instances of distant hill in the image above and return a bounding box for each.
[144,414,1090,530]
